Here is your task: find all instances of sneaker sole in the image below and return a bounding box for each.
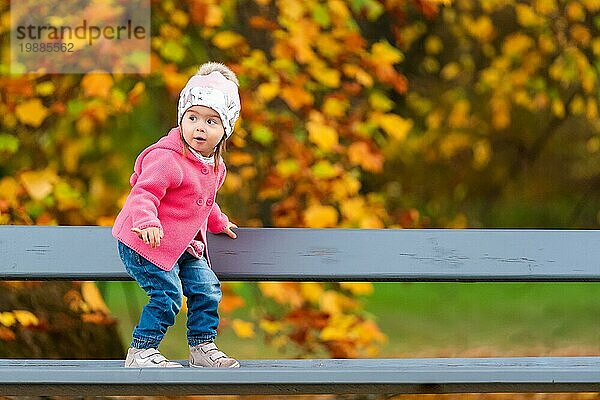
[189,361,240,368]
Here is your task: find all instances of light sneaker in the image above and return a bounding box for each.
[125,347,183,368]
[189,342,240,368]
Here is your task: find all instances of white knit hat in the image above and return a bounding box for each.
[177,69,241,138]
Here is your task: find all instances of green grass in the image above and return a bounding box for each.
[363,282,600,356]
[101,282,600,360]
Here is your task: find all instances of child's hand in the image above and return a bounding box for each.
[131,227,163,248]
[222,222,238,239]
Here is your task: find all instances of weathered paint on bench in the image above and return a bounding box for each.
[1,357,599,396]
[0,226,599,396]
[1,226,599,281]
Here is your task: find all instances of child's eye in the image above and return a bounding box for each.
[189,115,197,121]
[207,118,219,125]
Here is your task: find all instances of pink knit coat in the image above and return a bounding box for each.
[112,127,230,271]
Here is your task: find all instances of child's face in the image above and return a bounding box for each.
[181,105,225,157]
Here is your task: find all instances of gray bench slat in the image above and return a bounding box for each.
[1,226,599,281]
[1,357,599,395]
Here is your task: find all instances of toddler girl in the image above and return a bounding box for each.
[112,62,241,368]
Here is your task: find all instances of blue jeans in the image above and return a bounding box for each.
[118,241,222,349]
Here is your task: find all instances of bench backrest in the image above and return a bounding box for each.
[0,226,599,281]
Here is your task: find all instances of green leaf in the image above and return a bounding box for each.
[160,40,186,63]
[312,4,331,28]
[312,160,338,179]
[0,134,19,154]
[67,100,85,116]
[252,125,274,145]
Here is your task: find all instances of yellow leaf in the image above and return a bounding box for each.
[425,35,443,55]
[212,31,245,50]
[260,319,284,335]
[340,282,373,296]
[319,314,358,341]
[171,9,189,28]
[371,112,412,141]
[473,140,491,169]
[322,97,348,118]
[491,97,511,129]
[96,216,116,226]
[81,282,110,314]
[0,312,16,327]
[440,132,471,159]
[331,174,361,201]
[343,64,373,87]
[257,82,280,102]
[309,64,340,88]
[360,215,384,228]
[0,177,18,207]
[304,204,338,228]
[208,5,224,26]
[534,0,558,14]
[369,92,394,112]
[351,319,388,345]
[319,290,358,316]
[312,160,339,179]
[341,198,366,221]
[503,33,534,57]
[448,100,471,128]
[307,113,338,151]
[13,310,39,327]
[15,99,49,128]
[81,73,113,98]
[587,98,598,120]
[20,169,57,200]
[36,81,55,96]
[583,0,599,12]
[259,282,304,307]
[76,115,95,136]
[300,282,324,304]
[515,4,543,27]
[232,319,255,338]
[371,41,404,65]
[328,0,350,19]
[276,159,300,178]
[552,98,565,118]
[468,16,495,42]
[566,2,586,21]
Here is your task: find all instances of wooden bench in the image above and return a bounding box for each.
[0,226,598,396]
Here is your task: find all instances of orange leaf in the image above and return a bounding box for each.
[280,85,314,110]
[0,326,16,341]
[220,294,245,313]
[212,31,245,49]
[15,99,49,128]
[232,319,255,338]
[348,142,383,172]
[81,73,113,98]
[304,204,338,228]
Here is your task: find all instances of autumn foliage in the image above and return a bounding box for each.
[1,0,599,358]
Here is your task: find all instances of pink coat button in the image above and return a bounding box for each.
[206,198,214,206]
[201,167,209,175]
[196,198,203,206]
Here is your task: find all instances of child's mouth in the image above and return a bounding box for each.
[193,137,206,142]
